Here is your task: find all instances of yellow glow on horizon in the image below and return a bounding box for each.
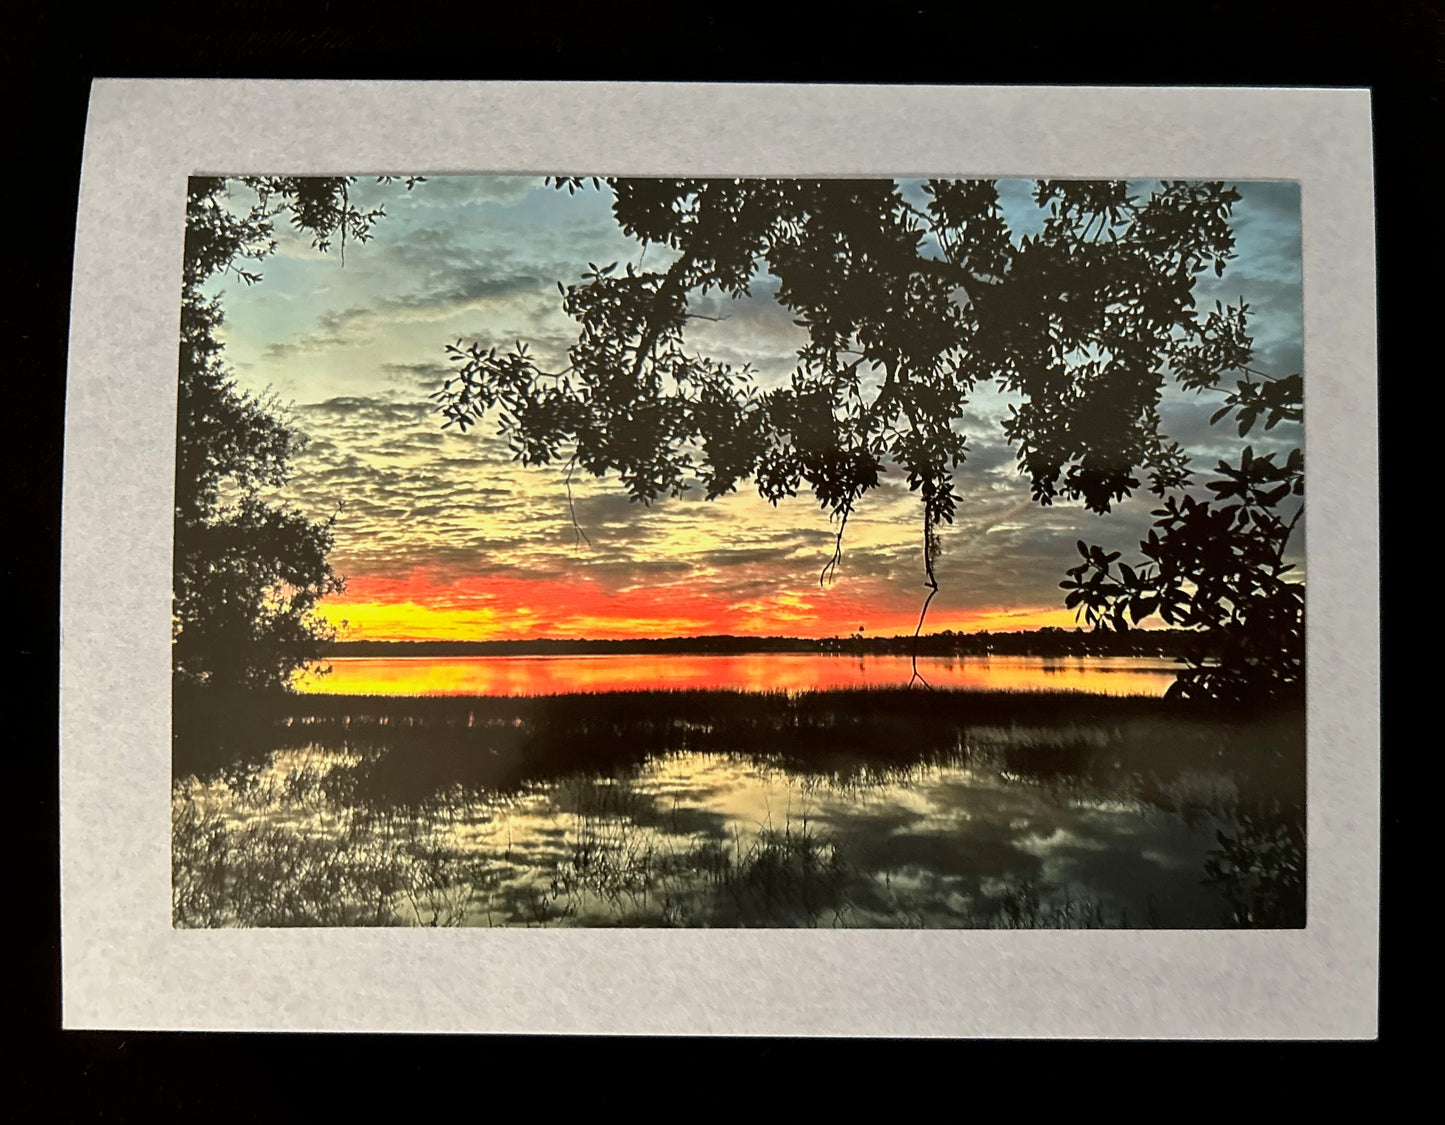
[947,607,1084,634]
[317,588,1099,643]
[320,599,536,642]
[549,614,714,637]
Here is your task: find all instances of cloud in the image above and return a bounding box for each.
[214,174,1304,640]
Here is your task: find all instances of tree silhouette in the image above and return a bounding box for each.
[1061,356,1303,704]
[174,175,417,690]
[432,178,1259,654]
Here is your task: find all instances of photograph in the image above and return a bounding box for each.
[57,80,1377,1035]
[170,172,1307,931]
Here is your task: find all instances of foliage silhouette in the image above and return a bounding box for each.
[1060,354,1303,703]
[174,175,419,690]
[432,178,1253,643]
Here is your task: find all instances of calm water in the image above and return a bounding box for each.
[172,689,1305,929]
[295,653,1183,697]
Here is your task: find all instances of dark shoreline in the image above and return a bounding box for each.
[321,626,1226,661]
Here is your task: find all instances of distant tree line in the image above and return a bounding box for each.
[324,626,1223,660]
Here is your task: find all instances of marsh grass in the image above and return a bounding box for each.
[537,809,854,928]
[175,686,1298,796]
[986,880,1112,929]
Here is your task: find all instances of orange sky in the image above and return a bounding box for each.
[320,569,1081,641]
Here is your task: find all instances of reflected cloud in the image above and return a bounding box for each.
[173,694,1305,928]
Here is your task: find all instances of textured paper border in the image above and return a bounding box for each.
[61,81,1379,1036]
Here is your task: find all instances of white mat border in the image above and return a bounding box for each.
[60,81,1379,1036]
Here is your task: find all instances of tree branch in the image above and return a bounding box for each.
[564,456,592,551]
[629,251,694,387]
[819,508,849,587]
[909,569,939,691]
[908,256,978,305]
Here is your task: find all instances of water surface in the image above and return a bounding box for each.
[172,690,1305,929]
[296,653,1183,697]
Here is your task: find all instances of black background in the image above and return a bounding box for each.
[11,2,1425,1111]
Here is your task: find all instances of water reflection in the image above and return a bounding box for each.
[295,654,1181,698]
[173,693,1304,929]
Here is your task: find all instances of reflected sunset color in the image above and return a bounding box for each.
[294,653,1181,697]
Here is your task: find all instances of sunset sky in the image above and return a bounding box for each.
[209,177,1304,642]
